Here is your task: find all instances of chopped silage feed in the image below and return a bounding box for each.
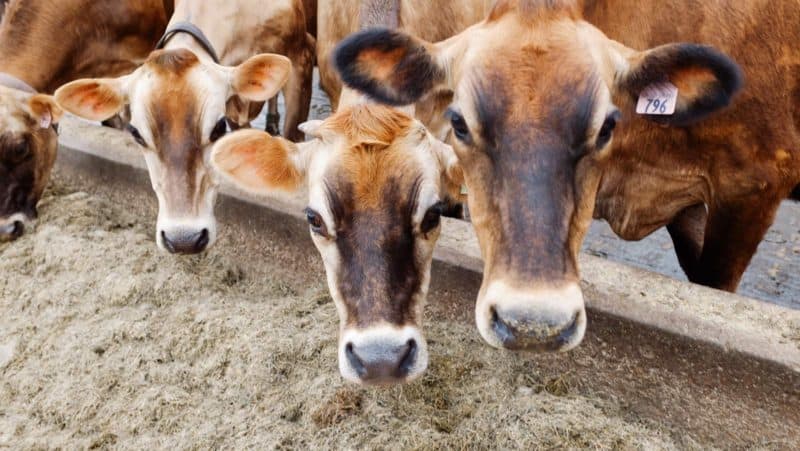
[0,178,690,449]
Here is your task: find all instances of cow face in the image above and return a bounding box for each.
[334,0,742,351]
[0,86,61,241]
[211,105,462,385]
[54,49,291,254]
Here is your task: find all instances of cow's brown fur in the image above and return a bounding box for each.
[0,88,60,236]
[317,0,494,110]
[575,0,800,289]
[340,0,800,293]
[0,0,169,93]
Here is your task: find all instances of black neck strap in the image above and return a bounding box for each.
[155,21,220,64]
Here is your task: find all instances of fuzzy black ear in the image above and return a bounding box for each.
[334,28,445,106]
[618,43,743,127]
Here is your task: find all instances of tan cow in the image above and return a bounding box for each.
[0,0,170,241]
[331,0,789,351]
[0,86,61,241]
[211,104,463,385]
[55,0,314,254]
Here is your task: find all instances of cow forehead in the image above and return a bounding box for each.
[455,19,604,145]
[0,90,34,134]
[328,146,426,213]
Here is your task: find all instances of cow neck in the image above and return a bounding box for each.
[0,73,36,94]
[155,21,220,64]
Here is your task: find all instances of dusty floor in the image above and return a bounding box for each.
[267,71,800,310]
[0,176,696,449]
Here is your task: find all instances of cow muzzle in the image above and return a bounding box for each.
[339,325,428,386]
[156,217,216,255]
[0,213,30,242]
[476,282,586,352]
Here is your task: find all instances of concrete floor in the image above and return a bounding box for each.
[262,71,800,310]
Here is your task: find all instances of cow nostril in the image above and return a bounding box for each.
[491,306,516,346]
[398,339,418,376]
[161,230,177,254]
[11,221,24,238]
[345,342,366,377]
[194,228,210,252]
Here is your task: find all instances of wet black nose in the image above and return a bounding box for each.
[0,221,24,241]
[491,306,581,351]
[345,339,417,384]
[10,221,23,238]
[161,229,209,254]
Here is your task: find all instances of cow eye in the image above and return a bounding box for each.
[596,110,620,149]
[304,207,328,237]
[420,202,444,235]
[127,125,147,147]
[9,140,30,162]
[210,118,228,142]
[446,109,471,142]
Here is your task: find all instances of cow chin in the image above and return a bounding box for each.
[338,325,428,386]
[475,281,587,352]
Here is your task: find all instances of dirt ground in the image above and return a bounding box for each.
[0,174,699,449]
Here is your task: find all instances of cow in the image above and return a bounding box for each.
[0,0,170,94]
[210,104,463,385]
[0,85,61,241]
[55,0,314,254]
[331,0,795,351]
[0,0,170,241]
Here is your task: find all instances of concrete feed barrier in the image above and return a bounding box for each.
[56,116,800,445]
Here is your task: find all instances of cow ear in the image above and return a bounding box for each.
[432,139,465,203]
[54,78,127,122]
[211,129,308,194]
[230,54,292,102]
[28,94,63,129]
[616,43,743,127]
[334,28,445,106]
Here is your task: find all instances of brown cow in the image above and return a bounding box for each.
[55,0,313,254]
[211,104,463,385]
[0,0,169,241]
[332,0,793,351]
[0,86,61,241]
[0,0,169,94]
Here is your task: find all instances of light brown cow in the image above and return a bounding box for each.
[0,85,61,241]
[211,104,463,385]
[0,0,170,241]
[332,0,791,351]
[55,0,313,254]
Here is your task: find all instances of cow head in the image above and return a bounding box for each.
[211,104,463,385]
[0,86,62,241]
[334,0,742,351]
[55,49,291,254]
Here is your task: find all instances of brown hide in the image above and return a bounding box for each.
[0,0,169,93]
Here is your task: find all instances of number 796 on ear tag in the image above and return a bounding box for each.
[636,82,678,115]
